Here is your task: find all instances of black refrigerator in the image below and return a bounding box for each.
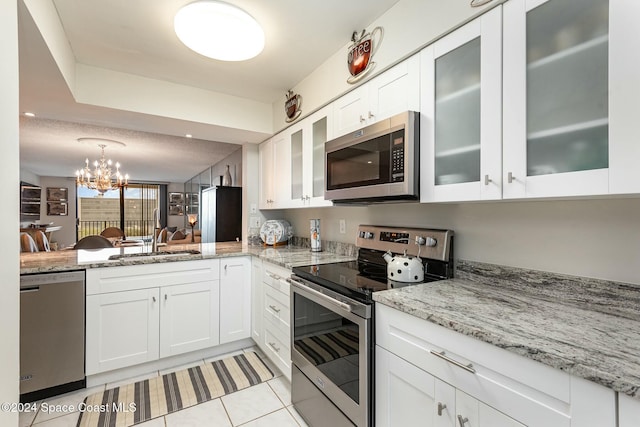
[200,186,242,243]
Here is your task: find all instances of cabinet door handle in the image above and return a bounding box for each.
[430,350,476,374]
[470,0,493,6]
[164,294,168,301]
[359,115,366,123]
[484,174,492,185]
[268,304,281,313]
[152,296,156,302]
[437,402,447,416]
[268,342,280,352]
[368,111,374,119]
[507,172,516,183]
[458,415,469,426]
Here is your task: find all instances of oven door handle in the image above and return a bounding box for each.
[289,278,352,313]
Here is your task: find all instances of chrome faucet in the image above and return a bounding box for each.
[152,208,160,252]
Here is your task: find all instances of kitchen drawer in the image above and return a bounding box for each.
[263,326,291,380]
[262,262,291,296]
[376,304,571,427]
[86,259,220,295]
[264,284,290,337]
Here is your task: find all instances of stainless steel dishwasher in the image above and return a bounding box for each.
[20,271,86,402]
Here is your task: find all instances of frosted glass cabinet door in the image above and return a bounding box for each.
[503,0,611,198]
[420,7,502,202]
[290,126,304,205]
[303,106,333,207]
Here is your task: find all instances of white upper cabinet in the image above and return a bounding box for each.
[258,137,274,209]
[289,105,333,208]
[421,7,502,202]
[503,0,639,198]
[259,131,291,209]
[333,55,420,137]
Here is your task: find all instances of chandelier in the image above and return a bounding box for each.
[75,144,129,194]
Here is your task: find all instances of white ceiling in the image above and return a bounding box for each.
[18,0,400,183]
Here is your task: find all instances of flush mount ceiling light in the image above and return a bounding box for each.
[174,1,265,61]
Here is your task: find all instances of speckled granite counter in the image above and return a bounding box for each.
[373,260,640,400]
[20,242,355,274]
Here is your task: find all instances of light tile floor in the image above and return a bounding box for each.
[20,346,308,427]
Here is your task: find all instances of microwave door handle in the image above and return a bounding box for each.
[289,278,352,313]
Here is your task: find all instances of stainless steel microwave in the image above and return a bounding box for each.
[325,111,419,203]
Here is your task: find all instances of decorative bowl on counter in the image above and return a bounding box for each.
[259,220,291,245]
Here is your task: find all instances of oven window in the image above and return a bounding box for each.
[326,133,394,190]
[293,292,360,404]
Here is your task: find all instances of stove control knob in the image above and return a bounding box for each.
[358,231,366,238]
[425,237,437,247]
[364,231,374,239]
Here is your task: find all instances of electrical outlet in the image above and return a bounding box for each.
[339,219,346,234]
[250,216,260,228]
[250,203,257,214]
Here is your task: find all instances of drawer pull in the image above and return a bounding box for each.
[437,402,447,416]
[268,304,281,313]
[458,415,469,426]
[430,350,476,374]
[268,342,280,352]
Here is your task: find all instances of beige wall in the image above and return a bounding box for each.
[1,0,20,424]
[268,197,640,285]
[271,0,498,130]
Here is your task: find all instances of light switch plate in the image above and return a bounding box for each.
[250,203,257,214]
[339,219,346,234]
[250,216,260,228]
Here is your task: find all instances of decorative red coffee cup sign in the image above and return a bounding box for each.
[347,27,383,84]
[285,90,302,122]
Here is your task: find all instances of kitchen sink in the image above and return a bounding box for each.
[108,250,201,261]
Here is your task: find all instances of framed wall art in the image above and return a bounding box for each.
[47,201,68,216]
[47,187,68,202]
[169,204,184,216]
[169,192,184,204]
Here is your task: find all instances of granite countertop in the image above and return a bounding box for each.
[19,242,355,274]
[373,260,640,400]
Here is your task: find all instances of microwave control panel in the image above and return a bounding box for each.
[391,135,404,182]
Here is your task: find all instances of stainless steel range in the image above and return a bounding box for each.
[290,225,454,427]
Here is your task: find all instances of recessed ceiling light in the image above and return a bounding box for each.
[174,1,265,61]
[24,112,35,117]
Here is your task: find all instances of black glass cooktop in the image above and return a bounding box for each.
[292,260,427,304]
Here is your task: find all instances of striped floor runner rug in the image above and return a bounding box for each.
[293,328,359,366]
[76,352,273,427]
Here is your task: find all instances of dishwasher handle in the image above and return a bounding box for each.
[20,286,40,293]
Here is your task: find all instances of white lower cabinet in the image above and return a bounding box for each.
[87,288,160,374]
[376,345,437,426]
[86,258,256,375]
[251,257,263,345]
[159,281,219,358]
[219,257,251,344]
[376,346,523,427]
[619,394,640,427]
[259,261,292,380]
[376,304,616,427]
